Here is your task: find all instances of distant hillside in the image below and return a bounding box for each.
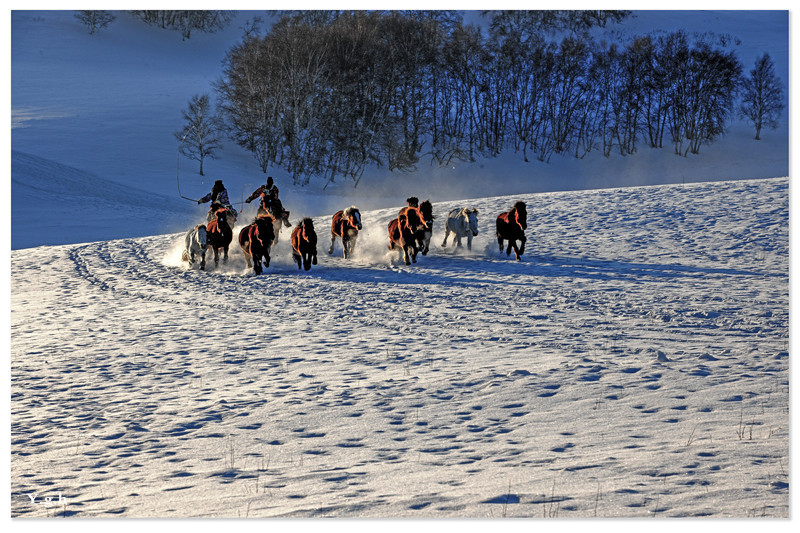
[11,151,196,249]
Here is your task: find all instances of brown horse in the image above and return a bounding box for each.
[291,218,318,271]
[238,215,275,275]
[206,202,237,227]
[259,187,291,246]
[206,208,234,267]
[388,205,428,265]
[328,206,362,259]
[496,201,528,260]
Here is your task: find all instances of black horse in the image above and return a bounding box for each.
[238,215,275,275]
[496,201,527,260]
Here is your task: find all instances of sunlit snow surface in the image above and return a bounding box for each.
[11,178,788,517]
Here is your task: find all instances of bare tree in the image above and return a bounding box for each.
[740,53,785,140]
[175,94,224,176]
[74,10,116,35]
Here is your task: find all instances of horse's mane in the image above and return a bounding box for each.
[404,206,424,226]
[420,200,434,220]
[301,217,314,228]
[343,206,359,217]
[513,201,526,211]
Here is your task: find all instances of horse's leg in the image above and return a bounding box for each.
[467,233,473,251]
[455,233,463,248]
[518,235,526,257]
[506,241,513,256]
[328,233,336,255]
[200,249,205,270]
[347,235,357,258]
[441,229,450,247]
[223,245,229,264]
[497,230,504,252]
[253,253,263,275]
[402,243,411,265]
[293,251,302,269]
[213,247,220,266]
[303,252,311,271]
[241,242,252,268]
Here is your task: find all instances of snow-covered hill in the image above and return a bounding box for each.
[8,6,792,522]
[11,178,789,518]
[11,151,196,249]
[9,10,790,251]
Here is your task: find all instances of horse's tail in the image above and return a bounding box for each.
[238,224,250,249]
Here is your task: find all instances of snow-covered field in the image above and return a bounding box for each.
[11,177,789,518]
[8,6,793,524]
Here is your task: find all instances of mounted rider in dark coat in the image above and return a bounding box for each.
[246,177,291,227]
[199,179,238,224]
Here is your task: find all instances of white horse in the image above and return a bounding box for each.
[441,207,479,251]
[181,224,208,270]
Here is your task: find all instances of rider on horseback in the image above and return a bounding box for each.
[246,177,291,227]
[199,180,238,223]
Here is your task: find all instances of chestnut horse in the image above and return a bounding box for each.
[388,205,428,265]
[496,201,528,260]
[291,218,318,271]
[262,188,291,246]
[416,200,435,256]
[206,207,233,267]
[238,215,275,275]
[328,206,362,259]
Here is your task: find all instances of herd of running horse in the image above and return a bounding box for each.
[181,195,528,274]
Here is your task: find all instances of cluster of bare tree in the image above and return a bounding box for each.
[74,10,235,40]
[216,12,455,186]
[127,10,234,40]
[196,11,781,186]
